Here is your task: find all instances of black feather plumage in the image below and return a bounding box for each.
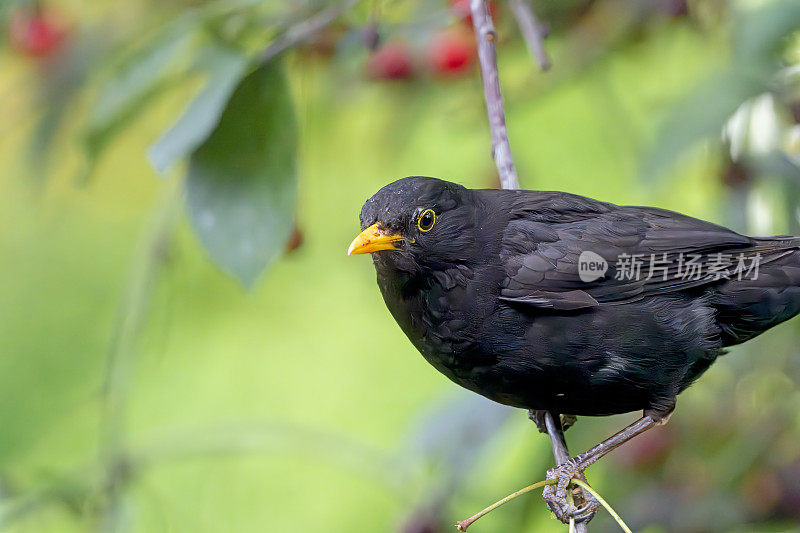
[357,177,800,418]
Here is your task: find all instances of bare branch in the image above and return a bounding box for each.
[470,0,520,190]
[509,0,551,71]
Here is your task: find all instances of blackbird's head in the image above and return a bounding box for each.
[348,177,479,273]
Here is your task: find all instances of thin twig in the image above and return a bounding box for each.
[571,479,632,533]
[261,0,360,64]
[455,479,556,531]
[469,0,520,190]
[509,0,551,71]
[567,486,576,533]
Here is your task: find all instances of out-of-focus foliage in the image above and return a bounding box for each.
[1,0,800,532]
[643,0,800,184]
[184,59,297,286]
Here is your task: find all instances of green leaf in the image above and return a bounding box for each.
[83,14,199,179]
[148,45,249,173]
[186,60,298,287]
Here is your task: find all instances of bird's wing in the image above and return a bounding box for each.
[497,192,783,311]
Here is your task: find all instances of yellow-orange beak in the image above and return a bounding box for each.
[347,223,403,255]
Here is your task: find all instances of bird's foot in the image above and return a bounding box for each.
[560,414,578,432]
[528,410,578,434]
[542,458,599,524]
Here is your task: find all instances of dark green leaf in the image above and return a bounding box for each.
[148,45,249,173]
[186,60,298,287]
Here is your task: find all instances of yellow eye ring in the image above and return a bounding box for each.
[417,209,436,232]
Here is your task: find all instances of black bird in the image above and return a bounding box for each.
[348,176,800,520]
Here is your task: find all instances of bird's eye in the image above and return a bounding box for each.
[417,209,436,232]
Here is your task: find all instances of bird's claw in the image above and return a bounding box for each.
[542,458,599,524]
[528,410,578,434]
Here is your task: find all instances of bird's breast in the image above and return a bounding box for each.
[376,265,494,376]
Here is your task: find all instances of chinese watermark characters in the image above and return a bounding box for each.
[577,250,762,283]
[613,252,761,282]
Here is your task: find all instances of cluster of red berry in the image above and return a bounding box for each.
[367,0,497,81]
[7,5,67,59]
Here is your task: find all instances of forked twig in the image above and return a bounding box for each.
[455,476,632,533]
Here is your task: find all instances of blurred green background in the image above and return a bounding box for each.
[2,0,800,531]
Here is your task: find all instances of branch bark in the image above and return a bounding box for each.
[509,0,551,71]
[470,0,520,190]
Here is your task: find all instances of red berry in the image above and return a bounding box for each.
[8,8,66,58]
[429,30,476,77]
[367,42,414,80]
[448,0,498,28]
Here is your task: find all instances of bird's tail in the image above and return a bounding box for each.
[712,236,800,346]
